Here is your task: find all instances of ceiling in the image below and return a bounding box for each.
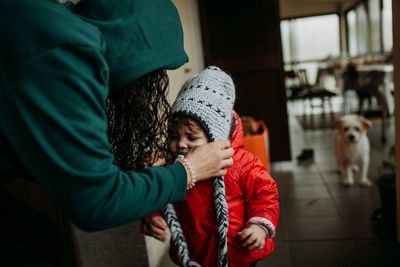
[280,0,358,19]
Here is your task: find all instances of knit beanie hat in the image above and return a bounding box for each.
[71,0,189,93]
[172,66,236,141]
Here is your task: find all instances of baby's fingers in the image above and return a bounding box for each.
[152,216,167,229]
[249,239,265,251]
[238,229,251,241]
[150,225,167,237]
[241,234,257,248]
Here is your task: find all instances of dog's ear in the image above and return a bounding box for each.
[357,115,372,130]
[333,119,342,129]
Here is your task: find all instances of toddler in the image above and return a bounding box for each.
[143,66,279,267]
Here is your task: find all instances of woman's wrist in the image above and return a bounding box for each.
[175,155,197,190]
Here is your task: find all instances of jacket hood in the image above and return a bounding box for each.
[230,111,244,150]
[71,0,189,93]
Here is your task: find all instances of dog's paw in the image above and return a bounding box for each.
[359,179,372,187]
[341,179,354,186]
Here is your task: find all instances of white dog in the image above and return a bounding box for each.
[333,115,372,187]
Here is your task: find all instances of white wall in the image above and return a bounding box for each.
[167,0,205,104]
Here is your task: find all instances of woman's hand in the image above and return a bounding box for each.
[146,216,168,242]
[184,140,234,182]
[238,224,267,252]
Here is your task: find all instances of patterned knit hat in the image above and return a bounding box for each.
[172,66,235,141]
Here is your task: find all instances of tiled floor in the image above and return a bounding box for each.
[160,96,400,267]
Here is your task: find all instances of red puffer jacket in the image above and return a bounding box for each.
[145,113,279,267]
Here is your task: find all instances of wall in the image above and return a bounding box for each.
[392,0,400,243]
[167,0,205,104]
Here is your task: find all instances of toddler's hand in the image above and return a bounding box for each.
[238,224,267,252]
[147,216,168,242]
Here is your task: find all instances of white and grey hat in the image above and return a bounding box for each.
[171,66,236,141]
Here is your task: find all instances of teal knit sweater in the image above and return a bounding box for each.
[0,0,188,231]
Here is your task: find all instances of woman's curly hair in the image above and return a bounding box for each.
[106,69,170,171]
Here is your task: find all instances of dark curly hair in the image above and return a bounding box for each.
[106,69,170,171]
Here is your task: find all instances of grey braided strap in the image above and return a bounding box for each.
[162,204,201,267]
[214,176,229,267]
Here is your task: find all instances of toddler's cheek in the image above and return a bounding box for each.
[169,143,177,152]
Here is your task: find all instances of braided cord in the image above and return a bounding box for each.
[162,176,229,267]
[162,204,201,267]
[214,176,229,267]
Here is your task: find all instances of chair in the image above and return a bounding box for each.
[284,70,303,99]
[358,70,388,142]
[291,68,337,116]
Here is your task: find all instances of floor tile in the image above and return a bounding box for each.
[326,183,380,199]
[342,215,378,239]
[289,240,359,267]
[287,217,348,240]
[280,184,331,200]
[273,172,324,186]
[284,198,339,218]
[257,241,291,267]
[333,196,380,216]
[354,239,400,267]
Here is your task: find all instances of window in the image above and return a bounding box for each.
[369,0,381,53]
[382,0,393,52]
[356,4,369,54]
[280,20,292,64]
[346,0,392,55]
[281,14,340,63]
[347,10,357,56]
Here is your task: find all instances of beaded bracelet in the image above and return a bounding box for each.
[176,155,197,190]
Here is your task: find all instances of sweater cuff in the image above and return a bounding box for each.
[247,217,276,238]
[164,162,187,202]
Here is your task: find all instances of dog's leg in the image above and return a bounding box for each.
[342,164,354,186]
[336,158,343,174]
[359,159,371,187]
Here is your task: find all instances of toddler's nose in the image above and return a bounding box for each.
[178,139,188,149]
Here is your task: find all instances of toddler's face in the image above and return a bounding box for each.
[169,119,209,154]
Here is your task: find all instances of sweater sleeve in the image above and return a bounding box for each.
[240,151,279,238]
[0,44,187,231]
